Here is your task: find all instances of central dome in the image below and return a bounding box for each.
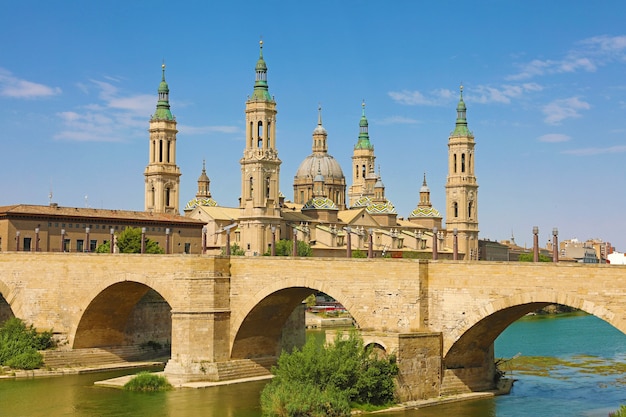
[294,154,345,181]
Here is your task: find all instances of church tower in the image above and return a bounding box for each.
[348,102,377,206]
[445,86,479,259]
[144,64,181,214]
[239,41,282,255]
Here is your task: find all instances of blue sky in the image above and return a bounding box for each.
[2,1,626,250]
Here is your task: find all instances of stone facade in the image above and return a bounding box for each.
[2,253,624,400]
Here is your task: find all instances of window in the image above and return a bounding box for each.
[257,121,263,148]
[461,153,466,173]
[89,240,97,252]
[468,201,473,219]
[249,177,254,198]
[23,237,32,252]
[77,240,84,253]
[165,188,170,206]
[266,177,270,198]
[184,243,191,254]
[63,239,70,252]
[454,202,458,218]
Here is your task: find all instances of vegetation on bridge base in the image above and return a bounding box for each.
[260,330,398,417]
[96,227,164,254]
[0,318,53,370]
[123,371,172,392]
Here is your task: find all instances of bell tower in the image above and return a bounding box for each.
[144,64,181,214]
[348,101,377,206]
[445,86,479,259]
[239,41,282,255]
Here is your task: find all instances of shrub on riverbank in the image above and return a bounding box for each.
[260,330,398,417]
[123,371,172,392]
[609,405,626,417]
[0,318,53,370]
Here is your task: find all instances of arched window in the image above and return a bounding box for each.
[453,202,458,218]
[249,177,254,198]
[257,121,263,148]
[151,186,155,206]
[165,187,170,206]
[249,121,254,147]
[468,201,473,218]
[362,164,366,179]
[159,140,163,162]
[453,154,457,173]
[265,176,270,198]
[461,153,466,173]
[267,122,271,146]
[355,164,359,179]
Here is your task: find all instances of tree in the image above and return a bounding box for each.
[260,330,398,416]
[268,239,312,257]
[351,249,367,258]
[95,227,164,254]
[518,253,551,262]
[221,243,246,256]
[0,318,53,370]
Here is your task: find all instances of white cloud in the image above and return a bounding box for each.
[0,68,61,98]
[55,78,154,142]
[562,145,626,156]
[508,35,626,80]
[537,133,571,143]
[388,88,455,106]
[542,97,590,125]
[471,83,543,104]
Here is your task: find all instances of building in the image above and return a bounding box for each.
[183,41,476,258]
[0,204,204,254]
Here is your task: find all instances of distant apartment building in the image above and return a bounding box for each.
[558,238,600,263]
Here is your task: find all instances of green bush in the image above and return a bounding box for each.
[123,371,172,392]
[0,318,53,370]
[261,330,398,416]
[609,405,626,417]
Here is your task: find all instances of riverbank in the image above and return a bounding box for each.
[0,360,165,379]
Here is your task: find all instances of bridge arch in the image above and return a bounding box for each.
[444,290,625,370]
[72,281,172,350]
[0,279,15,323]
[230,277,364,359]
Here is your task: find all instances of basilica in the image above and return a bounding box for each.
[145,41,480,259]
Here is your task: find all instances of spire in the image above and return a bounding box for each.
[196,159,211,198]
[419,172,432,206]
[153,63,174,121]
[355,100,373,150]
[312,104,328,153]
[452,84,471,136]
[314,161,325,196]
[251,40,273,101]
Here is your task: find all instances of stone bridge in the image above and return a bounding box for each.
[0,253,624,401]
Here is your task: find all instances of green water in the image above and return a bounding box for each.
[0,314,624,417]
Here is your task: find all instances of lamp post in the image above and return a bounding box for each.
[552,227,559,263]
[345,226,352,258]
[85,227,90,252]
[432,227,438,260]
[368,228,374,258]
[109,228,115,253]
[453,228,458,260]
[270,225,276,256]
[61,229,66,252]
[15,231,20,252]
[292,228,298,257]
[202,226,207,254]
[34,227,40,252]
[141,227,146,254]
[417,230,424,250]
[165,228,170,254]
[225,227,231,256]
[533,226,539,262]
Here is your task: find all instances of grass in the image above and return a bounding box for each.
[123,371,173,392]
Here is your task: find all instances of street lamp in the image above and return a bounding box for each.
[533,226,539,262]
[110,228,115,253]
[202,226,207,254]
[368,228,374,258]
[432,227,438,260]
[85,227,90,252]
[165,228,171,254]
[61,229,66,252]
[15,231,20,252]
[292,228,298,257]
[141,227,146,254]
[270,225,276,257]
[453,228,458,260]
[344,226,352,258]
[35,227,40,252]
[552,227,559,263]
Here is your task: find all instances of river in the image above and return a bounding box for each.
[0,313,624,417]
